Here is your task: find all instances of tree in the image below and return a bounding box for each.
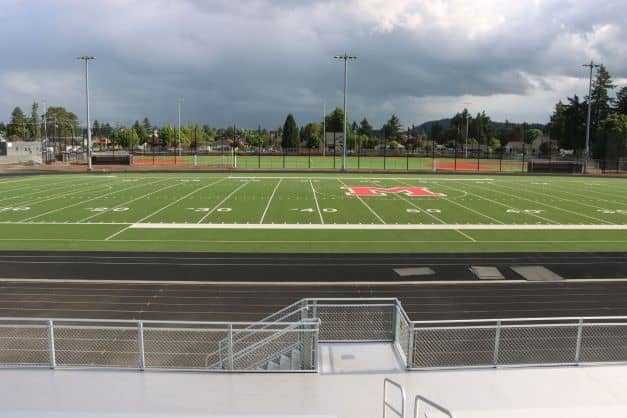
[589,65,615,131]
[527,128,543,144]
[142,117,152,135]
[548,96,586,150]
[132,120,149,145]
[158,125,177,147]
[325,108,344,133]
[7,107,29,139]
[488,137,501,151]
[358,118,373,137]
[302,122,321,148]
[615,87,627,115]
[382,114,402,139]
[29,102,40,140]
[430,123,444,144]
[596,114,627,159]
[281,114,299,149]
[117,128,139,149]
[44,106,80,140]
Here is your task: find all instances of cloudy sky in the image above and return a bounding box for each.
[1,0,626,129]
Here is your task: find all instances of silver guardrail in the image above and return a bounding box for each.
[410,316,627,370]
[383,378,405,418]
[0,317,318,372]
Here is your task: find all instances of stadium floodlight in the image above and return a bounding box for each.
[333,53,357,172]
[77,56,96,171]
[583,61,601,172]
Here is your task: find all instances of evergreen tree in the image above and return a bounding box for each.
[615,86,627,115]
[302,123,321,148]
[7,107,29,139]
[30,102,40,140]
[142,117,152,134]
[281,114,299,149]
[358,118,373,137]
[589,65,615,130]
[382,114,402,139]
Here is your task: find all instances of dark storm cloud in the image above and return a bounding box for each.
[0,0,625,127]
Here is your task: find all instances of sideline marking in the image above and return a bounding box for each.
[129,223,627,230]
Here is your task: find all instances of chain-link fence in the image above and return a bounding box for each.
[410,317,627,370]
[0,318,319,372]
[124,148,627,176]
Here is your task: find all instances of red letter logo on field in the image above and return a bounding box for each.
[345,186,446,197]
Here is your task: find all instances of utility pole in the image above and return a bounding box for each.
[333,53,357,171]
[583,61,600,172]
[177,98,183,156]
[463,102,472,159]
[77,56,95,170]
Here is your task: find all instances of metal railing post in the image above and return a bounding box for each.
[575,318,584,364]
[407,325,415,369]
[47,320,56,369]
[493,320,501,367]
[228,324,234,371]
[137,320,145,371]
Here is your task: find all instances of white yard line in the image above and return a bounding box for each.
[20,179,159,222]
[259,179,283,224]
[0,178,77,202]
[451,183,560,224]
[391,193,476,242]
[417,182,505,224]
[310,180,325,224]
[129,223,627,230]
[78,178,176,222]
[337,178,386,224]
[197,181,249,224]
[471,183,615,224]
[549,183,627,206]
[111,178,228,225]
[494,182,610,211]
[4,178,114,208]
[229,176,495,181]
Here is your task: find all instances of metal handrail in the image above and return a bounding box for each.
[383,378,405,418]
[411,315,627,325]
[414,395,454,418]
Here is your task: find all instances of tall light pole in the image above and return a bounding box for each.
[322,102,326,157]
[463,102,472,158]
[583,61,600,169]
[77,56,95,170]
[333,53,357,171]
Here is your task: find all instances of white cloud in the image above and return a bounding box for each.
[0,0,625,127]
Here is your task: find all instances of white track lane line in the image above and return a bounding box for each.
[259,179,283,224]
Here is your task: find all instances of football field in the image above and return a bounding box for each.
[1,172,626,252]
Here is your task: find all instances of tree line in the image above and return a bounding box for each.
[548,65,627,158]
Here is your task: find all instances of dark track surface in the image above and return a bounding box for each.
[1,251,627,282]
[2,280,627,322]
